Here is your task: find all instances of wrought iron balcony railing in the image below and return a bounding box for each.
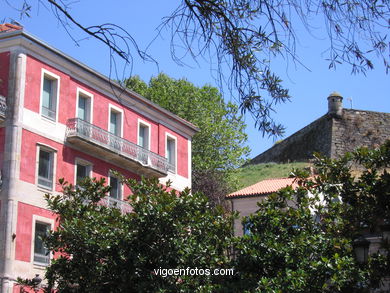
[65,118,169,177]
[100,196,132,214]
[0,95,6,120]
[167,162,175,173]
[83,196,132,214]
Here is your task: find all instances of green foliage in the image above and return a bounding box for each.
[233,188,366,292]
[126,73,249,172]
[308,142,390,289]
[165,0,389,135]
[311,141,390,237]
[126,73,250,202]
[24,177,234,292]
[11,0,390,135]
[233,141,390,292]
[18,142,390,292]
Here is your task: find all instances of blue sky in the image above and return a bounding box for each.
[2,1,390,159]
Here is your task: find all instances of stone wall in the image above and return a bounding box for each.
[250,115,333,164]
[250,109,390,165]
[331,109,390,158]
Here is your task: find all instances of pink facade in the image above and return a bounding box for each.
[0,24,197,291]
[0,51,10,97]
[15,202,58,263]
[19,129,139,194]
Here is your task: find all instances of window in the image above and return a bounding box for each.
[243,221,253,236]
[77,89,93,122]
[109,175,121,200]
[109,109,122,150]
[138,123,150,150]
[76,164,88,181]
[41,72,58,121]
[110,111,121,136]
[38,148,54,190]
[75,160,92,185]
[166,136,176,173]
[78,96,89,121]
[34,222,50,265]
[137,121,150,165]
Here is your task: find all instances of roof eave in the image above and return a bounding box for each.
[0,29,199,136]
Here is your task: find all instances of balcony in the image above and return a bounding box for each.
[0,95,6,125]
[100,196,132,214]
[65,118,169,177]
[83,196,132,214]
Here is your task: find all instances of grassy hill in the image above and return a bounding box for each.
[236,162,309,189]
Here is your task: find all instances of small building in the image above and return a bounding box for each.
[250,92,390,164]
[0,23,198,291]
[226,177,297,236]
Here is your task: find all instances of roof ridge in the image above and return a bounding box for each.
[262,177,293,181]
[0,23,23,32]
[227,177,297,198]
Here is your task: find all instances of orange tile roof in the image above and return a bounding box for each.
[0,23,23,33]
[227,177,297,198]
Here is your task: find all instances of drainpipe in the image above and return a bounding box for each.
[1,50,24,292]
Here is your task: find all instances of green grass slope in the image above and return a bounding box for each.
[236,162,309,189]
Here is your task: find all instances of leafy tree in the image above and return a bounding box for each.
[126,73,250,205]
[17,142,390,292]
[312,141,390,236]
[309,141,390,290]
[7,0,389,135]
[233,186,368,292]
[233,141,390,292]
[18,176,233,292]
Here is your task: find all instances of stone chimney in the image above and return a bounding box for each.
[327,91,343,118]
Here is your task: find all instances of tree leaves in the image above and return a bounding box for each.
[125,73,250,206]
[10,0,389,135]
[17,142,390,292]
[28,177,234,292]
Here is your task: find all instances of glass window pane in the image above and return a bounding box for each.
[139,126,144,147]
[42,76,56,120]
[78,96,87,120]
[139,125,149,149]
[110,112,118,135]
[34,222,50,265]
[76,164,87,182]
[243,221,252,235]
[167,139,175,165]
[167,140,171,161]
[110,176,119,199]
[38,150,51,179]
[38,149,53,189]
[42,78,52,109]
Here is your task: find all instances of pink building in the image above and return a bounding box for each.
[0,23,198,292]
[227,177,298,236]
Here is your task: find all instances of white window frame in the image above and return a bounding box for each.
[36,144,57,191]
[40,69,60,122]
[108,104,123,137]
[137,119,151,150]
[74,158,92,185]
[31,215,54,267]
[76,88,94,123]
[166,133,177,174]
[108,171,123,200]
